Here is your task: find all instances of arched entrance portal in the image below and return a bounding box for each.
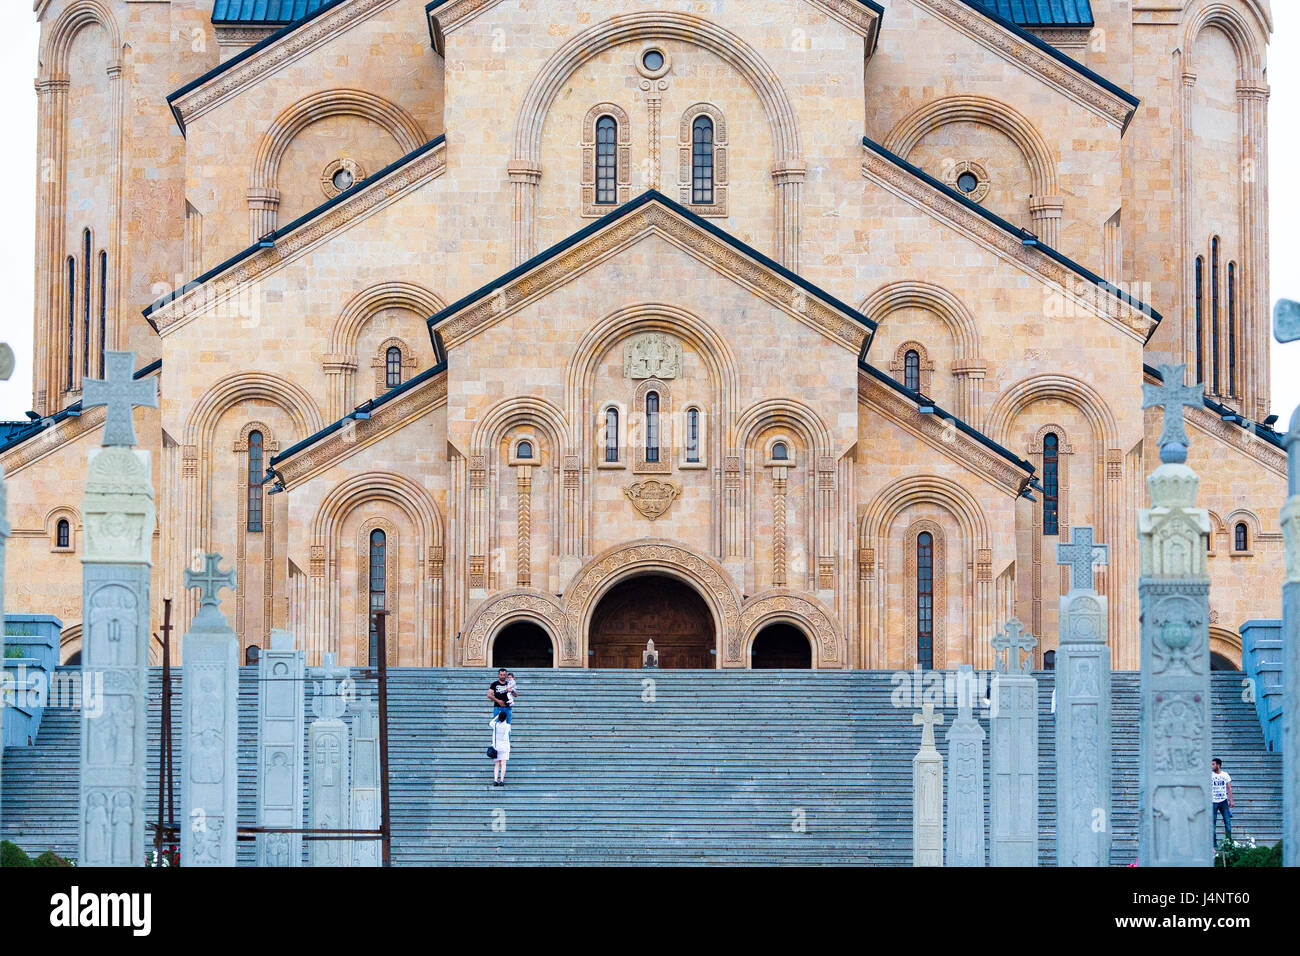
[751,623,812,669]
[492,622,555,668]
[589,575,714,668]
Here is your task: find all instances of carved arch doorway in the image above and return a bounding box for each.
[750,623,812,669]
[588,574,715,668]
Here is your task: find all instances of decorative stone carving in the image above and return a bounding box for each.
[257,628,305,867]
[0,342,8,838]
[989,618,1039,866]
[462,590,571,666]
[624,479,682,521]
[945,665,985,866]
[1138,364,1212,867]
[180,554,239,868]
[349,696,381,867]
[740,591,842,665]
[308,653,352,867]
[912,702,944,867]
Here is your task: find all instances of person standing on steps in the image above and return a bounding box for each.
[490,711,512,787]
[488,667,513,723]
[1211,757,1234,847]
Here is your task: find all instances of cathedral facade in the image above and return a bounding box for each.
[1,0,1285,672]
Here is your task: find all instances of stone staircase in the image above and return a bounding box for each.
[0,668,1282,865]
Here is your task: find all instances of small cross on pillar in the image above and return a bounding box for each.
[1056,525,1109,593]
[82,351,158,448]
[913,701,944,751]
[1141,363,1203,464]
[991,618,1038,675]
[184,553,237,608]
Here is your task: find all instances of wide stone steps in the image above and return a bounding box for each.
[0,669,1280,865]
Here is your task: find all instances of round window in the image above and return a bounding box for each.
[332,167,356,192]
[642,49,665,72]
[956,171,979,194]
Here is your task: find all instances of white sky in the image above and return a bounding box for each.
[0,5,1298,425]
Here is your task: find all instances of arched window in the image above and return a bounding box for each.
[1234,522,1249,552]
[1227,262,1237,397]
[98,250,107,377]
[66,256,76,390]
[605,407,619,463]
[692,115,714,204]
[516,440,534,460]
[645,391,660,462]
[368,529,387,667]
[82,229,91,378]
[1044,649,1056,671]
[1211,237,1221,395]
[917,532,934,670]
[686,408,700,462]
[385,346,403,389]
[772,441,789,461]
[246,430,264,533]
[1194,256,1204,384]
[245,645,261,666]
[904,349,921,392]
[1042,433,1060,536]
[56,519,70,550]
[596,115,618,205]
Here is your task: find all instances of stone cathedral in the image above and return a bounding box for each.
[0,0,1286,674]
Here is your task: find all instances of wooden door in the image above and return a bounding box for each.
[588,575,714,668]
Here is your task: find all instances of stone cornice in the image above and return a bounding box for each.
[857,370,1026,497]
[277,371,449,487]
[0,406,106,477]
[148,140,446,337]
[1184,405,1286,479]
[861,146,1157,343]
[170,0,400,131]
[436,202,870,354]
[914,0,1136,130]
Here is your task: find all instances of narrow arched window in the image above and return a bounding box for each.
[917,531,934,670]
[66,256,76,390]
[56,519,70,549]
[686,408,700,462]
[596,115,618,205]
[516,440,533,460]
[772,441,789,461]
[904,349,921,392]
[386,346,402,389]
[1042,433,1059,536]
[692,116,714,204]
[645,392,660,462]
[1234,522,1248,552]
[1227,262,1237,397]
[245,645,261,666]
[82,229,91,378]
[246,430,264,533]
[368,529,387,667]
[1211,238,1221,395]
[98,250,107,376]
[605,407,619,463]
[1195,256,1205,384]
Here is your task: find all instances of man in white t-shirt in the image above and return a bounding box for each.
[1211,758,1234,847]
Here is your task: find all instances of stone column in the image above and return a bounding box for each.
[77,351,157,867]
[912,702,944,867]
[1138,364,1213,867]
[1275,301,1300,867]
[308,653,351,867]
[945,665,985,867]
[257,628,305,866]
[1055,526,1112,866]
[349,695,381,867]
[0,341,11,834]
[180,554,239,867]
[989,618,1039,867]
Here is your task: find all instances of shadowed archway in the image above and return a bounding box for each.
[492,621,556,669]
[750,623,812,669]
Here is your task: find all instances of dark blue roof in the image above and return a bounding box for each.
[1142,365,1283,450]
[0,360,162,456]
[212,0,331,23]
[967,0,1093,28]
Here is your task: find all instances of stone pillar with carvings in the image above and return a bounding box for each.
[78,351,158,867]
[1138,364,1212,867]
[257,628,305,867]
[516,462,532,587]
[912,702,944,867]
[1274,302,1300,866]
[988,618,1039,867]
[945,665,985,867]
[771,467,787,588]
[771,165,805,273]
[308,653,352,867]
[0,342,11,834]
[349,695,381,867]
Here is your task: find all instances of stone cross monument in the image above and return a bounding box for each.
[257,627,305,866]
[0,340,12,838]
[349,695,381,867]
[78,350,157,866]
[181,553,239,866]
[1138,363,1213,867]
[989,618,1039,866]
[308,652,352,866]
[912,701,944,867]
[1272,299,1300,867]
[1055,526,1112,866]
[945,664,985,866]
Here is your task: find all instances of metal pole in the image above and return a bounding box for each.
[374,610,393,867]
[161,599,174,852]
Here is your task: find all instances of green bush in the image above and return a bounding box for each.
[1,840,32,867]
[1214,839,1282,867]
[32,850,73,867]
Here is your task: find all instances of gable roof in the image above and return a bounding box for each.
[213,0,332,23]
[0,360,162,456]
[967,0,1093,28]
[1142,365,1284,451]
[861,135,1162,334]
[428,189,877,352]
